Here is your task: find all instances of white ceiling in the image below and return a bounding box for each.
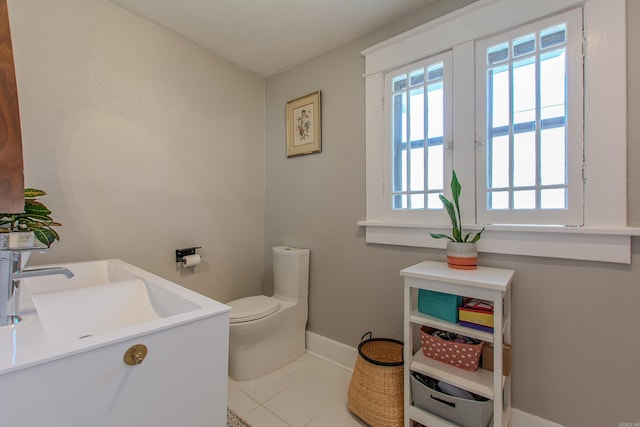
[107,0,437,77]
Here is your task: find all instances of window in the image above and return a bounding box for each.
[380,9,583,227]
[385,53,452,222]
[476,10,584,225]
[361,0,632,263]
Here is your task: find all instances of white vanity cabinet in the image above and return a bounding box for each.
[400,261,514,427]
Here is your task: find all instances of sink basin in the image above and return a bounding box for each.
[29,278,161,343]
[19,259,205,344]
[1,258,229,373]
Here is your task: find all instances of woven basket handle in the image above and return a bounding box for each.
[360,331,373,342]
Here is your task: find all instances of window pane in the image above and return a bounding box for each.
[539,47,567,194]
[393,194,406,209]
[513,132,536,187]
[409,88,424,141]
[427,63,443,81]
[392,75,407,91]
[410,147,424,191]
[427,193,442,209]
[487,42,509,65]
[400,150,407,191]
[540,49,566,121]
[428,145,443,190]
[398,93,407,143]
[392,92,406,193]
[540,24,566,50]
[489,191,509,209]
[513,190,536,209]
[541,127,566,185]
[392,151,404,193]
[410,194,424,209]
[490,66,509,128]
[541,188,566,209]
[513,33,535,57]
[489,135,509,188]
[410,69,424,86]
[512,57,536,124]
[427,83,443,139]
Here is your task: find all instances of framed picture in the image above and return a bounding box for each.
[286,91,321,157]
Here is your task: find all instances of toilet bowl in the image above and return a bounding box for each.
[228,246,309,381]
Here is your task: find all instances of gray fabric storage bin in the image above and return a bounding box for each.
[411,373,493,427]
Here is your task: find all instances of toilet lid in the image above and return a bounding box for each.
[228,295,280,323]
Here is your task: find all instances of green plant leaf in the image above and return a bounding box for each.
[24,200,51,216]
[469,227,485,243]
[429,232,454,241]
[30,225,59,247]
[32,228,53,247]
[12,213,53,222]
[439,194,462,242]
[451,171,462,202]
[47,227,60,241]
[24,188,46,198]
[450,171,462,239]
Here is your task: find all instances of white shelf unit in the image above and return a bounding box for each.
[401,261,514,427]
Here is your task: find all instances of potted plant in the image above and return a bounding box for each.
[0,188,61,248]
[429,171,484,270]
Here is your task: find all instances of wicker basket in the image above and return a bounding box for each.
[420,326,483,371]
[348,332,404,427]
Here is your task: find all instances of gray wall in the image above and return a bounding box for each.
[264,1,640,426]
[8,0,266,304]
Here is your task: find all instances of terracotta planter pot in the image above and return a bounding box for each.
[446,242,478,270]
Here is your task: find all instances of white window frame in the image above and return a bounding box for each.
[475,9,584,226]
[383,52,453,224]
[359,0,639,264]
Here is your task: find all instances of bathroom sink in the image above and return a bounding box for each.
[29,279,161,343]
[0,259,231,427]
[18,259,212,344]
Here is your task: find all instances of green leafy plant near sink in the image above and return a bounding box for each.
[0,188,61,247]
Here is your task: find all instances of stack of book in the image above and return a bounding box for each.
[458,299,494,333]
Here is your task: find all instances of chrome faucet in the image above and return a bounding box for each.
[0,249,74,326]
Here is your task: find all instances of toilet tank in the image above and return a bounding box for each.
[273,246,309,301]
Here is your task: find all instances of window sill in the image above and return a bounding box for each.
[357,221,640,264]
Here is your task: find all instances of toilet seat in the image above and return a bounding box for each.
[228,295,280,324]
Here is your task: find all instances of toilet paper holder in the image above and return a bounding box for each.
[176,247,201,263]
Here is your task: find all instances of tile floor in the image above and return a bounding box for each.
[227,353,367,427]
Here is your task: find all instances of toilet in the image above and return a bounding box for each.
[227,246,309,381]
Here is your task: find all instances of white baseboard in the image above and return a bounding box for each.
[305,330,358,372]
[511,409,564,427]
[305,331,564,427]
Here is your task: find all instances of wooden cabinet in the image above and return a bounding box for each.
[401,261,514,427]
[0,0,24,213]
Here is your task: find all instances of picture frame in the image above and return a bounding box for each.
[286,91,321,157]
